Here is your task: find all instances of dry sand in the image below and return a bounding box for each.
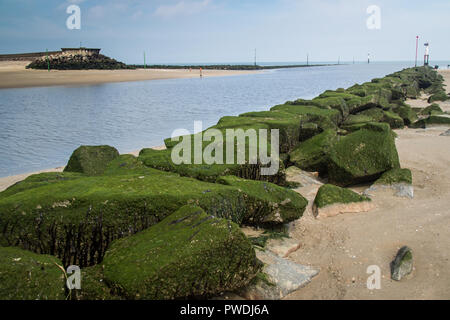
[0,61,259,89]
[285,70,450,300]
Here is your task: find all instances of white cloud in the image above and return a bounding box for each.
[155,0,211,18]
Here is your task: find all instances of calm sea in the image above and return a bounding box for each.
[0,61,448,177]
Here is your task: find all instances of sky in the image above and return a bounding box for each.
[0,0,449,64]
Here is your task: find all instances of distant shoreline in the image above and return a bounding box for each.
[0,61,261,89]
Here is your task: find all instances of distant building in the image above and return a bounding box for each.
[0,47,101,61]
[60,48,101,55]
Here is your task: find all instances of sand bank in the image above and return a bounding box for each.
[0,61,260,89]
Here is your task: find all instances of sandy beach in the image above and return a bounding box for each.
[0,69,449,299]
[0,61,259,89]
[285,69,450,299]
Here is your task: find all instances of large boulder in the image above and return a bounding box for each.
[289,129,337,173]
[0,246,65,300]
[427,90,448,103]
[410,115,450,128]
[0,157,297,266]
[64,145,120,175]
[327,127,400,186]
[216,175,308,224]
[102,205,260,299]
[312,184,374,218]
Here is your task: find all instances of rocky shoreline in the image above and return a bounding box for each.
[1,66,449,300]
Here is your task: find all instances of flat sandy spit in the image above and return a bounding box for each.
[0,61,259,89]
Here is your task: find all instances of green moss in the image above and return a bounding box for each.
[382,111,405,129]
[428,91,448,103]
[0,170,248,266]
[0,246,66,300]
[391,103,418,125]
[64,145,120,176]
[102,154,149,175]
[327,128,400,186]
[102,205,260,299]
[138,147,286,186]
[72,265,119,300]
[216,175,308,224]
[289,129,337,173]
[419,103,444,116]
[270,104,341,125]
[410,115,450,128]
[313,184,370,208]
[1,164,301,266]
[342,114,375,126]
[374,168,412,185]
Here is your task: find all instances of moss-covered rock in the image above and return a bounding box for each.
[72,265,119,300]
[289,129,337,173]
[216,175,308,224]
[138,147,286,186]
[428,90,448,103]
[391,103,418,125]
[374,168,412,185]
[102,205,260,299]
[410,115,450,128]
[0,246,66,300]
[0,161,299,266]
[419,103,444,116]
[382,110,405,129]
[327,128,400,186]
[64,145,119,176]
[313,184,370,209]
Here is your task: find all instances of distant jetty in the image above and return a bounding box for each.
[130,63,335,71]
[23,47,132,70]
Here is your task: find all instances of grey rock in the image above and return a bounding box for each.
[241,250,319,300]
[364,183,414,199]
[390,246,413,281]
[440,129,450,136]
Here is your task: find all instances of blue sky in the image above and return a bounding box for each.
[0,0,449,64]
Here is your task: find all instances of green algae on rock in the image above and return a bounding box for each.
[64,145,120,176]
[289,129,337,173]
[216,175,308,224]
[313,184,370,209]
[327,128,400,186]
[374,168,412,185]
[0,246,66,300]
[102,205,260,299]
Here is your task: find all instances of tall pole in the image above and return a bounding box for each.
[46,48,50,72]
[307,53,309,66]
[415,36,419,67]
[144,51,146,69]
[254,48,256,67]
